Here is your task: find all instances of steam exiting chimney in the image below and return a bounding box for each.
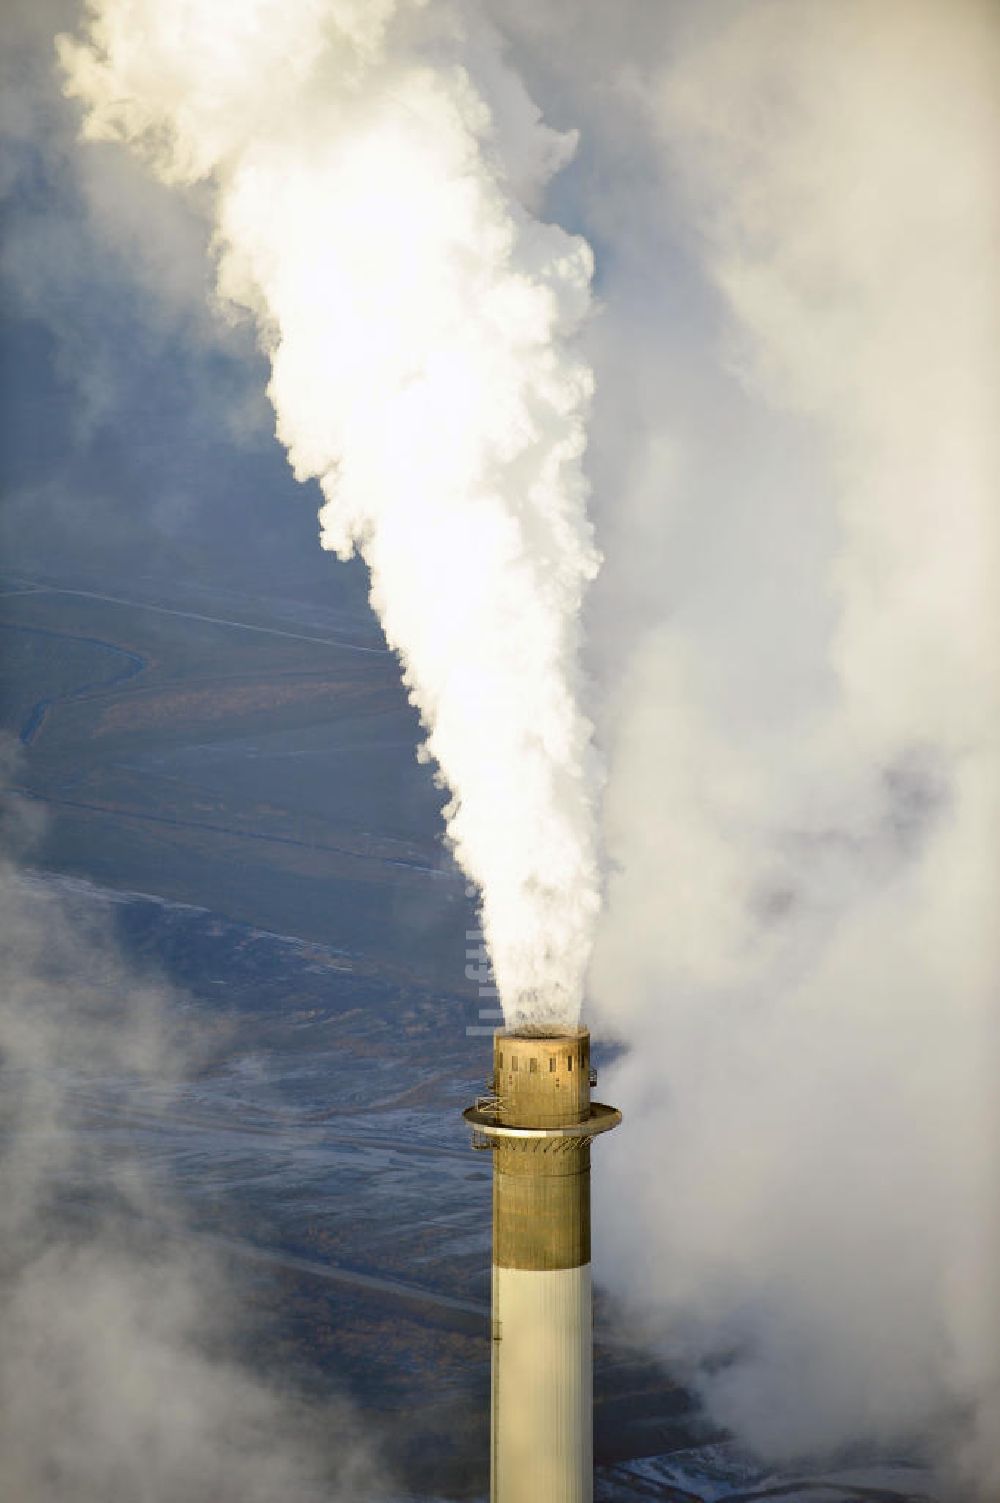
[465,1028,621,1503]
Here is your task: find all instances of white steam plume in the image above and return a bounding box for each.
[579,0,1000,1492]
[57,0,600,1029]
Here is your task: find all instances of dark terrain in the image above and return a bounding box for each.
[0,569,702,1500]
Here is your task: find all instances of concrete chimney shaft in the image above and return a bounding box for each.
[464,1029,621,1503]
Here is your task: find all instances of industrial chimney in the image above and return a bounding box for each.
[464,1027,621,1503]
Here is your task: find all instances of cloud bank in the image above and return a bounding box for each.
[575,0,999,1491]
[0,760,389,1502]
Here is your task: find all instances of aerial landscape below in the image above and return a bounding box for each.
[0,567,938,1501]
[1,0,995,1498]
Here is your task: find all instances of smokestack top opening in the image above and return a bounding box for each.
[495,1024,589,1040]
[492,1028,591,1127]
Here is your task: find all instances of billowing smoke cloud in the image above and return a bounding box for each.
[57,0,601,1031]
[43,0,999,1491]
[577,0,1000,1492]
[0,754,389,1502]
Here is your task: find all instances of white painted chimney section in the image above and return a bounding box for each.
[465,1028,621,1503]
